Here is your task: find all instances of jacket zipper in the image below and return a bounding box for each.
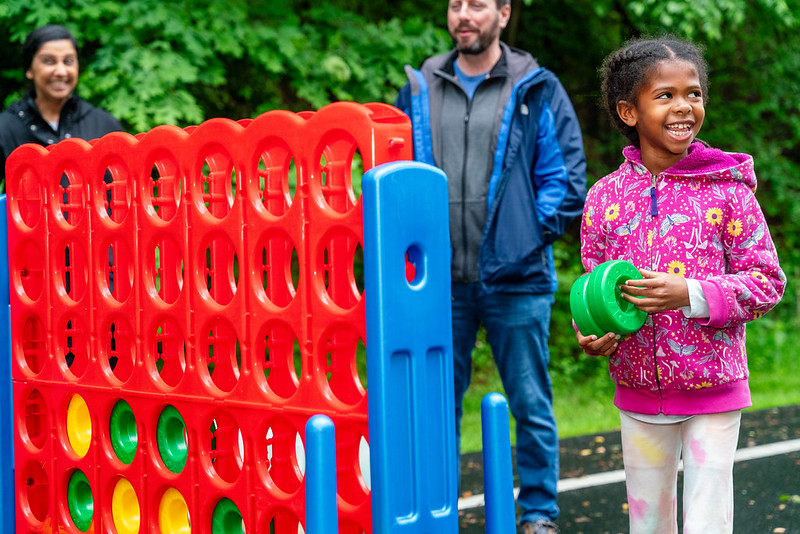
[649,172,663,411]
[650,173,658,218]
[461,96,474,277]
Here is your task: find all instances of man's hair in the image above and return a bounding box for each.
[497,0,511,6]
[22,25,78,70]
[599,35,709,146]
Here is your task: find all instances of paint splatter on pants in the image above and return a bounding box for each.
[620,410,742,534]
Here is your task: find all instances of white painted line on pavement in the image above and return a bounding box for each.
[557,469,627,493]
[733,438,800,462]
[457,438,800,511]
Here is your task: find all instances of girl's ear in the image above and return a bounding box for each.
[616,100,637,127]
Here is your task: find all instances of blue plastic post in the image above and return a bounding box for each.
[0,195,14,532]
[481,392,516,534]
[305,414,338,534]
[362,161,457,533]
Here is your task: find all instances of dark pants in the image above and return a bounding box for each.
[452,282,559,523]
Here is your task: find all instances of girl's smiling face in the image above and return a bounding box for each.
[617,58,705,175]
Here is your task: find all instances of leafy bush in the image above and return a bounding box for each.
[0,0,450,132]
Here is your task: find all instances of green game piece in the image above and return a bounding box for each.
[67,470,93,532]
[109,399,138,465]
[569,273,605,338]
[212,498,244,534]
[570,260,646,337]
[157,405,188,474]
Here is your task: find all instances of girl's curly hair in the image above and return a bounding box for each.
[600,36,709,146]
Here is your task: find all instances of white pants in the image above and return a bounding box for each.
[620,410,742,534]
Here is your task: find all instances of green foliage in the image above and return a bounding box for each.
[0,0,449,131]
[280,6,450,111]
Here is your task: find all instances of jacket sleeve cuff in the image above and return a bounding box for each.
[695,279,729,328]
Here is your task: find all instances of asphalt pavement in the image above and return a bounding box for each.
[458,404,800,533]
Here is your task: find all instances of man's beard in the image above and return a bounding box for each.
[450,19,500,55]
[453,34,491,55]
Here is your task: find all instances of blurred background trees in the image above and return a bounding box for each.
[1,0,797,387]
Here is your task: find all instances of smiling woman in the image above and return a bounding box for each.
[0,25,123,181]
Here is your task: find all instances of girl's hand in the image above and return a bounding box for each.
[620,269,690,313]
[577,331,620,357]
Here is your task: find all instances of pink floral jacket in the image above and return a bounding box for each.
[580,142,785,415]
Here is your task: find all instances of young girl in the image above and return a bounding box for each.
[577,37,785,533]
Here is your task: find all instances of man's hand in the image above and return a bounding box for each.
[620,269,690,313]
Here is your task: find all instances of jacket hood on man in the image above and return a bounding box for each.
[420,43,539,81]
[580,142,785,416]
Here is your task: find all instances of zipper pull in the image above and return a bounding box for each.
[650,174,658,218]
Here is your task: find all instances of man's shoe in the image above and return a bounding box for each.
[521,519,560,534]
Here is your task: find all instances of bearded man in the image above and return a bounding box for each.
[394,2,587,532]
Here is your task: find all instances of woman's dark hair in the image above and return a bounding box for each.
[22,25,79,71]
[600,35,708,146]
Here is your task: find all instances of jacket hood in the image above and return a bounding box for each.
[623,142,757,190]
[422,42,540,85]
[498,42,540,81]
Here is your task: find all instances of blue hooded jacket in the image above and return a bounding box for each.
[395,44,586,293]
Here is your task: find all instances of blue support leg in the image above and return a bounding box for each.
[0,195,14,532]
[481,392,516,534]
[305,414,339,534]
